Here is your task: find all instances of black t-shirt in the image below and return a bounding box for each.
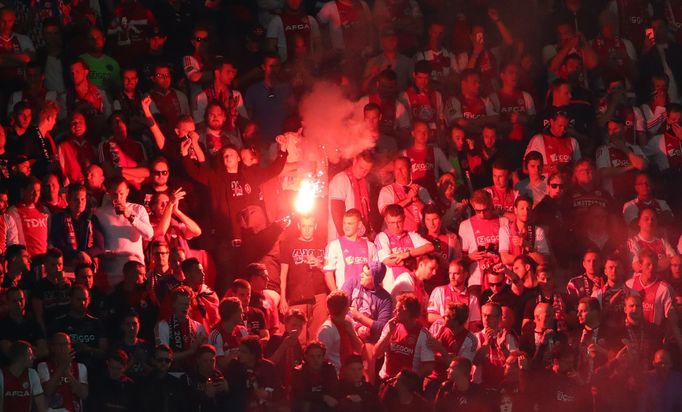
[33,277,71,325]
[279,236,328,305]
[50,313,106,367]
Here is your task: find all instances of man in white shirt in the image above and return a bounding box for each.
[93,177,154,286]
[374,204,434,293]
[328,151,375,241]
[316,290,363,373]
[390,253,439,305]
[324,209,379,290]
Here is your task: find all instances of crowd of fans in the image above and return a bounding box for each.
[1,0,682,411]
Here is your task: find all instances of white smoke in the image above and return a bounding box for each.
[299,82,375,162]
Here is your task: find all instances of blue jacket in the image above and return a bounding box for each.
[341,262,393,343]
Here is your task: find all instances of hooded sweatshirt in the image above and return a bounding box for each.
[341,261,393,343]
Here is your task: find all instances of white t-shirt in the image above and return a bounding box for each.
[266,14,321,62]
[378,323,434,379]
[37,362,88,412]
[374,230,431,292]
[323,237,379,289]
[458,217,510,286]
[317,0,372,50]
[390,271,418,299]
[328,172,360,242]
[317,319,344,372]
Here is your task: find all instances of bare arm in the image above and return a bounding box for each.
[489,9,514,46]
[141,96,166,150]
[374,318,396,359]
[33,394,48,412]
[324,271,337,292]
[280,263,289,313]
[174,207,201,237]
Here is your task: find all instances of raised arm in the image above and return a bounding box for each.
[142,95,166,150]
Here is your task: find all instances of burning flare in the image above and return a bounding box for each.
[294,179,318,215]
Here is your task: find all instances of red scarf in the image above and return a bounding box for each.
[346,168,370,222]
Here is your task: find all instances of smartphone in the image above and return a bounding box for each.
[645,28,655,42]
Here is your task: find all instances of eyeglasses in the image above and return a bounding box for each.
[194,36,208,42]
[549,183,564,189]
[155,358,171,363]
[152,170,169,176]
[154,73,170,79]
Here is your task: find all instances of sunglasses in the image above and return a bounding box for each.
[549,183,564,189]
[153,170,169,176]
[473,208,488,214]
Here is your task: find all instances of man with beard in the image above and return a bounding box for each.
[193,57,247,126]
[198,103,244,160]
